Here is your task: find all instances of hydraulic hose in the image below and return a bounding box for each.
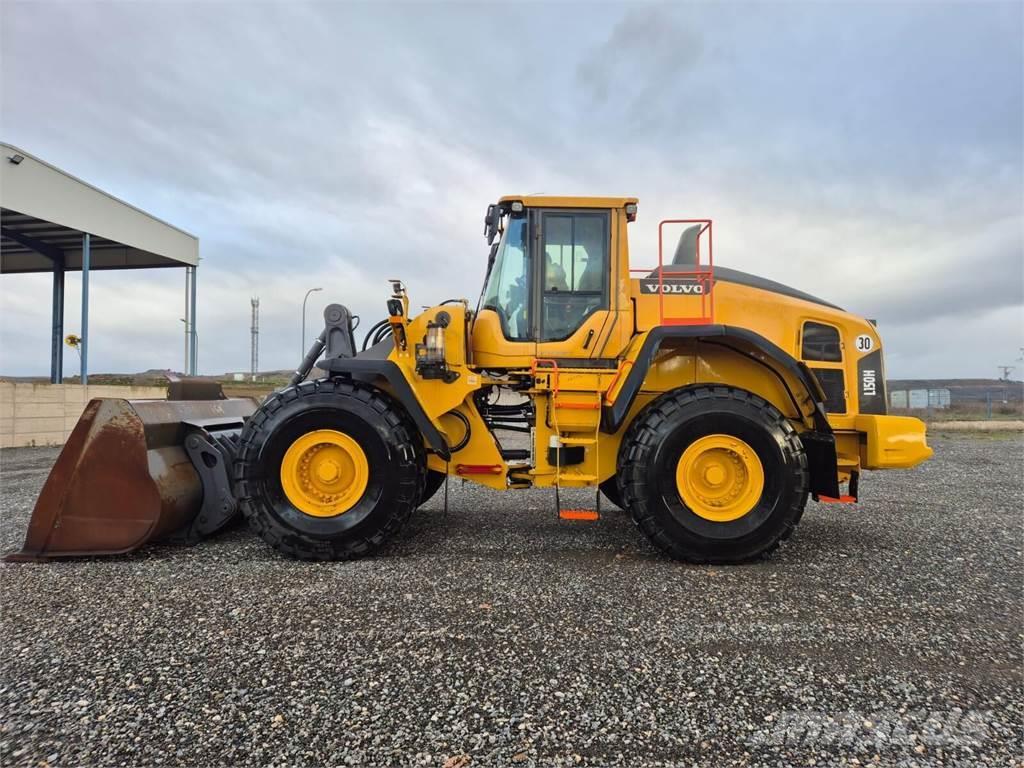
[362,319,393,351]
[443,410,472,453]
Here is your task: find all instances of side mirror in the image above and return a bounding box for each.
[484,203,501,245]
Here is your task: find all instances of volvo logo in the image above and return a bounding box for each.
[639,279,705,295]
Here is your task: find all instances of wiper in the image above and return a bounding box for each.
[473,243,501,330]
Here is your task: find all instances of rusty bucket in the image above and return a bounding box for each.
[5,397,255,561]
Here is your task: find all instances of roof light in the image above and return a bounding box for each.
[625,202,637,222]
[510,201,524,213]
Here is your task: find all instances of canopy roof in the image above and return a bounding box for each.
[498,194,638,209]
[0,142,198,273]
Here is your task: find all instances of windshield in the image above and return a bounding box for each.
[482,216,530,340]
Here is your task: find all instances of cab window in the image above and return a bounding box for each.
[802,321,842,362]
[801,321,846,413]
[482,217,530,340]
[540,212,609,341]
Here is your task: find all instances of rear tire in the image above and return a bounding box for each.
[599,477,624,509]
[234,378,425,560]
[619,385,808,564]
[419,470,447,507]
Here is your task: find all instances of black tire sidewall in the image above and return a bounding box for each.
[599,477,624,510]
[419,470,447,507]
[237,382,422,557]
[256,394,408,538]
[623,387,807,562]
[647,405,790,542]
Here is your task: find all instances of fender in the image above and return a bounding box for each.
[320,357,451,461]
[603,324,839,498]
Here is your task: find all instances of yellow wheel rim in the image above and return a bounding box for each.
[675,434,765,522]
[280,429,369,517]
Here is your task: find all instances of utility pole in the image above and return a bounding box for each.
[250,297,260,382]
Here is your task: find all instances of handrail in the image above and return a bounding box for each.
[629,218,715,326]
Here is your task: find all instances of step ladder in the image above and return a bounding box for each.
[552,391,604,522]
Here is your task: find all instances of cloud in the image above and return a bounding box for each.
[1,1,1021,378]
[576,5,705,108]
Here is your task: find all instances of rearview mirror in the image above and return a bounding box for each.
[484,203,501,245]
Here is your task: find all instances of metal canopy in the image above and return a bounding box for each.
[0,143,199,382]
[1,209,191,272]
[0,142,197,273]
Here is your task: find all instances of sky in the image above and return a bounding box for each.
[1,1,1021,379]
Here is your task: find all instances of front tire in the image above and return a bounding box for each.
[619,385,808,564]
[234,378,425,560]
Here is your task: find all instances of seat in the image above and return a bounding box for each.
[576,257,604,291]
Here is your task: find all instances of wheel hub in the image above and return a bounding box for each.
[280,429,369,517]
[675,434,765,522]
[316,460,341,483]
[703,464,726,485]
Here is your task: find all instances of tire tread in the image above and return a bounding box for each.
[234,378,424,561]
[618,385,808,564]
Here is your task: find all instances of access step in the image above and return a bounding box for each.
[558,437,596,446]
[559,509,600,521]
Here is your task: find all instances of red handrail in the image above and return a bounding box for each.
[629,219,714,326]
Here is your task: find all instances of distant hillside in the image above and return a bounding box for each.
[1,369,177,386]
[889,379,1023,402]
[1,369,293,385]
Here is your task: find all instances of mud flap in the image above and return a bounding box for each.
[800,430,842,499]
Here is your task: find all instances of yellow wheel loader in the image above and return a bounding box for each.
[7,196,932,563]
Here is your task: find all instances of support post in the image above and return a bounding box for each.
[189,266,198,375]
[80,233,90,385]
[183,268,191,374]
[50,259,64,383]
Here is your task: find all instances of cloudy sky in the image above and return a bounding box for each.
[1,1,1021,379]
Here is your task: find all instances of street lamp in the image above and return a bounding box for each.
[302,287,323,356]
[179,318,189,374]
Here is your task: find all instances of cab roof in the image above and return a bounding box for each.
[498,195,638,209]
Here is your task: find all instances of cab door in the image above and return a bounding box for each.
[534,209,613,363]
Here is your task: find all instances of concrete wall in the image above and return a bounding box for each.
[0,383,168,448]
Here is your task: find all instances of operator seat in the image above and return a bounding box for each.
[576,256,604,291]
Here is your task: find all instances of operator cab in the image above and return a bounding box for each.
[474,196,635,367]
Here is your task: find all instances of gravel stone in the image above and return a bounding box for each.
[0,432,1020,766]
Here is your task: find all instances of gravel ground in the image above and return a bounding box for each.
[1,433,1021,767]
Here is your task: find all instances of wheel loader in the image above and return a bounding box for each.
[6,196,932,564]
